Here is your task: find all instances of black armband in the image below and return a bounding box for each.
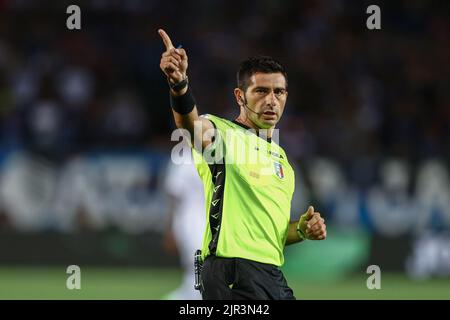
[170,86,196,115]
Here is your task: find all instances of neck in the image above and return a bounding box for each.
[235,112,274,139]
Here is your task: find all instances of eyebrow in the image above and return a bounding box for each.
[252,86,286,90]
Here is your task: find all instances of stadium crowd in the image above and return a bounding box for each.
[0,0,448,232]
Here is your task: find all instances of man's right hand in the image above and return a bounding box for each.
[158,29,188,86]
[158,28,214,150]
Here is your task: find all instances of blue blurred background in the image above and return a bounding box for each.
[0,0,449,299]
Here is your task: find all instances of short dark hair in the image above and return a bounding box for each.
[237,55,288,91]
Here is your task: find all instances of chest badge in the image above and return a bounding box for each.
[274,162,284,179]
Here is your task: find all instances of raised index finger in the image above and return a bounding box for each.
[158,29,174,50]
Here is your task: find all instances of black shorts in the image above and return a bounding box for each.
[200,255,295,300]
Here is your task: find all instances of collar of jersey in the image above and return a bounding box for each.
[231,120,272,144]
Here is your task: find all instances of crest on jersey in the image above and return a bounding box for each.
[274,162,284,179]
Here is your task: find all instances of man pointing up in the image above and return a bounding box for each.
[158,29,327,300]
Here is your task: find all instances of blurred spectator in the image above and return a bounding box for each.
[163,150,205,300]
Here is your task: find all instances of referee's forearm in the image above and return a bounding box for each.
[285,221,304,246]
[170,84,200,138]
[171,105,199,133]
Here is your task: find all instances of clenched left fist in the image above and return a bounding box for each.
[298,206,327,240]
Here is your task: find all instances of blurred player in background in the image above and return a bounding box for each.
[159,29,327,300]
[163,148,206,300]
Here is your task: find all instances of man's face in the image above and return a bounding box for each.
[237,72,288,129]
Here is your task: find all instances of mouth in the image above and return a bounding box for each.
[263,111,277,121]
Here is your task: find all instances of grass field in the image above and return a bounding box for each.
[0,267,449,300]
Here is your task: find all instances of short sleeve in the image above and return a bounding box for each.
[198,114,225,164]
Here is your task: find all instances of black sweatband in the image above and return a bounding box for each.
[170,86,196,115]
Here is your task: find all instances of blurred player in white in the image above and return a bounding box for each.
[163,150,205,300]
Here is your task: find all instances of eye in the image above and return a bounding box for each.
[274,89,286,96]
[255,88,268,94]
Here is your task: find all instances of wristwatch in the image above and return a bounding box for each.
[296,220,307,240]
[169,76,188,92]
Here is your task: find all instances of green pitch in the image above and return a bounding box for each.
[0,267,449,300]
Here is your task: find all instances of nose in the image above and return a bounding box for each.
[266,91,277,107]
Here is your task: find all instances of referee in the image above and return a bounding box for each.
[158,29,327,300]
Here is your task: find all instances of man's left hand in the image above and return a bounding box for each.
[299,206,327,240]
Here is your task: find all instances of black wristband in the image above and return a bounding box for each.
[170,86,196,115]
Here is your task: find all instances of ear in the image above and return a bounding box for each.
[234,88,243,106]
